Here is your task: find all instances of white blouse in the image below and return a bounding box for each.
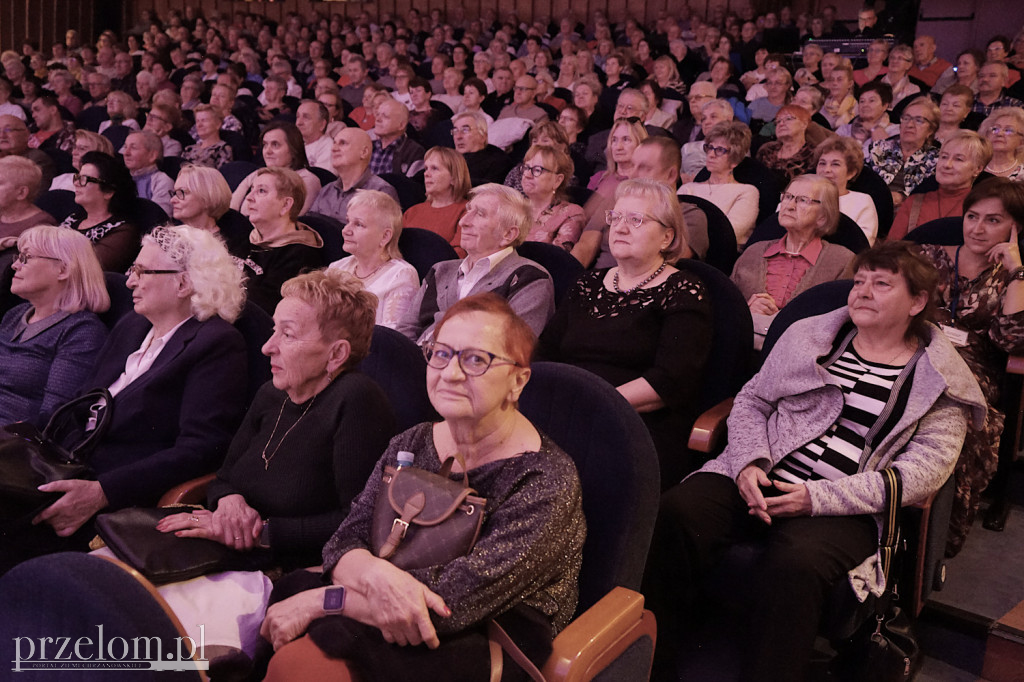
[839,191,879,246]
[328,257,421,330]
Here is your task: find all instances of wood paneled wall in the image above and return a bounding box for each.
[0,0,95,56]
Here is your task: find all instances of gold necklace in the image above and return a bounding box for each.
[261,394,317,470]
[354,257,389,279]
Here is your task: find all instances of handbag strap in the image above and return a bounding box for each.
[439,452,470,487]
[878,467,903,586]
[487,620,546,682]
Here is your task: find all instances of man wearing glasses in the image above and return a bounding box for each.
[451,111,514,185]
[0,114,55,190]
[497,75,548,125]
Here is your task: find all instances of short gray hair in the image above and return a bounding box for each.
[467,183,532,248]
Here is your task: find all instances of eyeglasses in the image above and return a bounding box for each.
[168,188,190,200]
[703,142,730,157]
[73,173,112,188]
[453,125,474,135]
[125,264,182,278]
[513,86,536,92]
[0,126,28,135]
[775,115,799,125]
[15,252,61,265]
[605,210,660,229]
[422,341,520,376]
[522,164,554,178]
[900,114,932,126]
[780,192,822,207]
[988,125,1021,137]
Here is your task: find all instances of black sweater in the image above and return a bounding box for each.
[207,371,396,567]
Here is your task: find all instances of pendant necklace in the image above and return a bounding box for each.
[262,394,317,470]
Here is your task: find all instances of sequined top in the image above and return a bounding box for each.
[755,140,817,182]
[322,422,586,635]
[919,244,1024,403]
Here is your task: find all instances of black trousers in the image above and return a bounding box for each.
[644,472,878,682]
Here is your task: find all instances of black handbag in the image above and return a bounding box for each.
[831,468,921,681]
[0,388,113,524]
[95,506,270,585]
[370,454,486,571]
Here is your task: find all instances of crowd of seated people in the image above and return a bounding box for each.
[0,5,1023,679]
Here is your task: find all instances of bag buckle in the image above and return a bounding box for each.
[391,518,410,539]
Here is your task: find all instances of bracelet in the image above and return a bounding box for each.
[1009,266,1024,281]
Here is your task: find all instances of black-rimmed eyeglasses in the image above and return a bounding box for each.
[422,341,520,376]
[125,264,182,278]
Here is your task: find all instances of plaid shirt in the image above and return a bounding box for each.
[370,136,402,176]
[972,92,1024,118]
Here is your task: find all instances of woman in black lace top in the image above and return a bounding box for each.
[539,178,713,486]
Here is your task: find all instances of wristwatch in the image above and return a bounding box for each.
[323,586,346,615]
[1009,266,1024,281]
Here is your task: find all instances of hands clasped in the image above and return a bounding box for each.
[156,494,263,550]
[736,464,811,525]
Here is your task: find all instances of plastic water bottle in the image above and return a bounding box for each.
[396,451,415,469]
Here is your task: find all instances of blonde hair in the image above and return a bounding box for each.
[983,107,1024,156]
[18,226,110,314]
[467,183,532,248]
[254,167,307,222]
[605,118,648,175]
[280,269,377,367]
[424,146,471,201]
[0,156,44,202]
[787,174,840,237]
[75,130,114,159]
[143,225,245,322]
[347,189,404,259]
[106,90,137,120]
[524,144,574,198]
[614,178,689,260]
[942,130,994,170]
[175,165,232,220]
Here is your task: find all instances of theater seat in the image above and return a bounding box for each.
[262,361,662,680]
[0,553,207,681]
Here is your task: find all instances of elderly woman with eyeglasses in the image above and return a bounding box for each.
[6,226,248,568]
[981,107,1024,180]
[756,104,818,184]
[731,174,855,342]
[679,121,761,247]
[521,144,586,250]
[58,150,139,273]
[866,96,941,208]
[0,226,109,426]
[49,130,115,192]
[167,165,250,259]
[539,178,712,486]
[259,293,585,680]
[881,45,922,109]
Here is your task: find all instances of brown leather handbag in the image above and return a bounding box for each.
[370,454,486,571]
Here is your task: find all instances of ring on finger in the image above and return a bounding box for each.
[189,514,200,524]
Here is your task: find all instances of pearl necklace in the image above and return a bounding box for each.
[261,394,317,470]
[986,159,1021,175]
[613,260,668,294]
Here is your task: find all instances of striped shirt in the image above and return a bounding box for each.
[773,347,917,484]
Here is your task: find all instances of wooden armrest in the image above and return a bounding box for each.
[158,473,217,507]
[543,587,655,682]
[1007,354,1024,375]
[688,398,734,453]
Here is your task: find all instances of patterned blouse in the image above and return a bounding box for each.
[919,244,1024,399]
[866,139,939,197]
[755,141,817,182]
[525,200,587,250]
[181,140,234,170]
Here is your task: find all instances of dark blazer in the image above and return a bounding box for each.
[87,313,248,509]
